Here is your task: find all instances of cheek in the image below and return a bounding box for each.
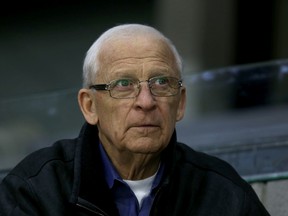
[159,98,179,122]
[97,104,117,126]
[95,98,130,131]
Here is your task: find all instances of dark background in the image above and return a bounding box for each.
[1,0,288,176]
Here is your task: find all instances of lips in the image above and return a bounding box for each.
[133,125,159,130]
[131,122,159,127]
[127,115,161,131]
[129,122,160,130]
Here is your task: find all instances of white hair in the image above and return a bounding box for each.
[82,24,183,88]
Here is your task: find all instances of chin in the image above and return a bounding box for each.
[128,139,167,154]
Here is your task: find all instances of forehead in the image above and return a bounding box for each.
[97,35,178,78]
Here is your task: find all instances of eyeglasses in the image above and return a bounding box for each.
[89,76,183,99]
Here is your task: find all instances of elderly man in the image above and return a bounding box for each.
[0,24,269,216]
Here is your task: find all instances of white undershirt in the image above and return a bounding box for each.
[123,172,157,207]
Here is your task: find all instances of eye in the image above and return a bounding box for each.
[153,77,169,85]
[116,79,132,87]
[111,79,135,91]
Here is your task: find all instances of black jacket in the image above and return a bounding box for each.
[0,123,270,216]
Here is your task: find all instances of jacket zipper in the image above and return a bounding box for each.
[76,198,110,216]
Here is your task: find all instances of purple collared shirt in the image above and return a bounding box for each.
[99,143,164,216]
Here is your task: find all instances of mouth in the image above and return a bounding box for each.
[130,123,160,130]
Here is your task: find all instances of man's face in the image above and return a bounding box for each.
[91,35,186,155]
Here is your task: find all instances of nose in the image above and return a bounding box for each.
[134,81,156,111]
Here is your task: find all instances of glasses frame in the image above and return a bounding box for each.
[89,76,183,99]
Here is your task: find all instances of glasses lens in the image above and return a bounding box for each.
[150,77,181,97]
[108,77,181,98]
[109,78,139,98]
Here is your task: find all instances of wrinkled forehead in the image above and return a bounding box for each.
[97,34,179,77]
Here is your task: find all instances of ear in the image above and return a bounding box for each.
[176,87,186,122]
[78,89,99,125]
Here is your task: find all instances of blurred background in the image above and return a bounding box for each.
[1,0,288,214]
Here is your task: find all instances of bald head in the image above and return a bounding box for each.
[82,24,182,87]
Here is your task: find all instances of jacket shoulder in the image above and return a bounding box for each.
[175,142,246,187]
[172,143,270,215]
[9,138,78,180]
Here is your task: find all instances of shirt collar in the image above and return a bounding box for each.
[98,142,121,188]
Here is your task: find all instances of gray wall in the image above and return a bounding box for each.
[252,179,288,216]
